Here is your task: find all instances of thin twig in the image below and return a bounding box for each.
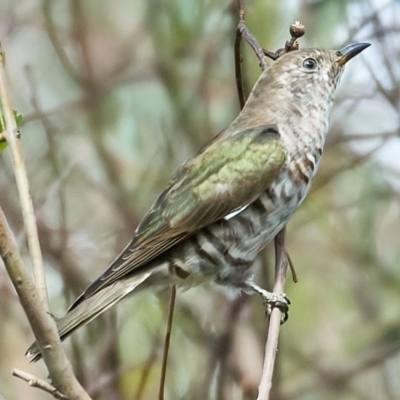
[234,0,246,109]
[284,22,305,54]
[0,48,48,309]
[257,228,289,400]
[235,0,267,71]
[12,369,68,400]
[158,286,177,400]
[263,21,305,60]
[237,22,267,70]
[286,250,298,283]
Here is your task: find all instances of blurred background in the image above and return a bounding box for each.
[0,0,399,399]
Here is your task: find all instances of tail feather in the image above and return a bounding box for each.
[26,271,152,362]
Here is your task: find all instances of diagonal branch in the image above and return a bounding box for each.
[12,369,68,400]
[0,203,91,399]
[0,47,48,308]
[0,46,91,400]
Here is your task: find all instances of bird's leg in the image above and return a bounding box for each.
[243,280,290,324]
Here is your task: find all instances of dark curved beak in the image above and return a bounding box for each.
[336,42,371,65]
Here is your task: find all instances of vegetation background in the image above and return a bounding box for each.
[0,0,399,399]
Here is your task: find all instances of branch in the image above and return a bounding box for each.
[12,369,68,400]
[0,203,91,399]
[234,0,268,110]
[234,1,246,109]
[0,47,91,400]
[158,286,177,400]
[257,228,289,400]
[0,47,48,308]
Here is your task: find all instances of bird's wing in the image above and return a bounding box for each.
[75,125,286,303]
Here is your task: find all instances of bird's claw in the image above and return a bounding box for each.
[263,293,291,324]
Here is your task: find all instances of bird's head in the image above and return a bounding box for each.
[267,42,370,95]
[239,42,371,128]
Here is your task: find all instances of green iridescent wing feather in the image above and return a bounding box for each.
[74,125,286,304]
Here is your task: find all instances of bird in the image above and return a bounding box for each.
[27,42,370,361]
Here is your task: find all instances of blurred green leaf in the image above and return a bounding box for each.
[13,110,23,129]
[0,109,22,153]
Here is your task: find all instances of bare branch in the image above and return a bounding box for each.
[12,369,68,400]
[234,0,246,109]
[257,228,289,400]
[158,286,177,400]
[0,48,48,308]
[0,204,91,399]
[0,46,91,400]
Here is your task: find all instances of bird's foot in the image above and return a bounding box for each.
[262,292,290,324]
[244,281,290,324]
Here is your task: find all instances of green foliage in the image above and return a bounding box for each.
[0,108,23,153]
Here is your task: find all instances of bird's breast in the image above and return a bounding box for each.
[230,148,322,255]
[164,150,322,286]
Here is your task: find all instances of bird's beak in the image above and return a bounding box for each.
[336,42,371,65]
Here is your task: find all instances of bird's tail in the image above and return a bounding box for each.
[26,268,166,362]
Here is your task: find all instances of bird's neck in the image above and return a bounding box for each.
[232,77,334,155]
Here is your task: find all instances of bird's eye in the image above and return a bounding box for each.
[302,58,318,70]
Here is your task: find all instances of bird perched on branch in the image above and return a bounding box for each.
[27,42,370,361]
